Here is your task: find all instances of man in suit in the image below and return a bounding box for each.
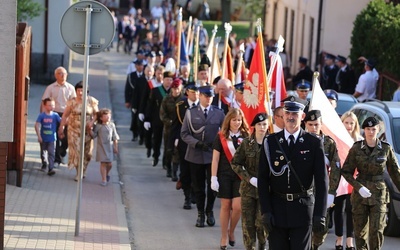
[212,78,233,114]
[181,85,225,227]
[258,99,328,249]
[144,71,173,166]
[292,57,313,87]
[335,55,356,94]
[322,53,339,91]
[173,83,199,209]
[125,59,145,142]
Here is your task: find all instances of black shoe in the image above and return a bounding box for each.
[48,169,56,176]
[41,164,47,172]
[183,199,191,210]
[166,170,172,178]
[152,158,159,167]
[138,138,144,145]
[206,211,215,226]
[146,149,151,158]
[229,240,235,247]
[132,136,137,142]
[195,213,205,227]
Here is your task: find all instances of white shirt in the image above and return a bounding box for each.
[42,81,76,113]
[355,69,379,102]
[151,6,163,19]
[284,129,301,145]
[273,124,283,133]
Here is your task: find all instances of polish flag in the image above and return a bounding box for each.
[269,51,287,108]
[309,78,355,196]
[241,34,268,126]
[224,46,235,84]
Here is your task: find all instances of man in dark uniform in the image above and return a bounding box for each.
[125,59,145,141]
[144,71,173,166]
[173,83,199,209]
[181,85,225,227]
[292,57,313,87]
[258,100,328,250]
[322,53,339,91]
[335,55,356,94]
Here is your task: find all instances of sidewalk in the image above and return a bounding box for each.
[4,52,131,249]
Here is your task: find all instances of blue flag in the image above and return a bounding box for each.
[180,32,188,66]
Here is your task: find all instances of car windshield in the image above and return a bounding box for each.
[336,100,356,116]
[392,118,400,154]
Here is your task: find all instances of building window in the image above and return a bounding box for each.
[309,17,314,69]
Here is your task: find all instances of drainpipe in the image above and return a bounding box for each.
[44,0,49,73]
[315,0,323,71]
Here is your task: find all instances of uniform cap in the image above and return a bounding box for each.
[362,117,379,129]
[171,78,182,88]
[325,53,336,60]
[134,59,144,65]
[283,101,305,112]
[163,71,175,78]
[234,82,244,93]
[304,110,321,122]
[185,83,198,92]
[251,113,268,126]
[295,80,311,90]
[324,89,339,101]
[299,56,308,64]
[336,55,347,63]
[198,86,215,97]
[136,49,145,55]
[280,95,308,106]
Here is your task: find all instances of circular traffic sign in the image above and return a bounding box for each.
[60,0,115,55]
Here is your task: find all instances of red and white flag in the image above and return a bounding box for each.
[269,52,287,108]
[241,34,268,126]
[309,78,355,196]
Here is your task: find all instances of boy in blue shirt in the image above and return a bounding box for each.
[35,97,61,176]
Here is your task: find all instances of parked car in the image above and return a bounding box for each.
[350,100,400,237]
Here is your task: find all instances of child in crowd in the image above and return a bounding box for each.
[91,108,120,186]
[35,97,61,176]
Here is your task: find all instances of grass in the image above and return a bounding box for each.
[201,20,252,40]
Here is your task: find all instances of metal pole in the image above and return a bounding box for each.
[75,3,92,237]
[175,8,182,74]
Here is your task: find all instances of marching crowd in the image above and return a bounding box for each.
[33,1,400,249]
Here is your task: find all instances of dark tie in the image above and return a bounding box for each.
[192,103,196,108]
[204,108,208,119]
[289,135,295,151]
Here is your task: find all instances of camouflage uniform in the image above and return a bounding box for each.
[342,139,400,250]
[160,92,183,177]
[231,135,267,250]
[312,134,341,249]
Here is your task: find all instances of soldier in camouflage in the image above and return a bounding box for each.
[342,116,400,250]
[303,110,341,250]
[231,113,269,250]
[160,78,183,179]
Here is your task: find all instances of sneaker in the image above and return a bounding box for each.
[100,181,107,186]
[106,175,110,182]
[48,169,56,176]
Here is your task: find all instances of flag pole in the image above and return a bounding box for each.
[221,22,232,78]
[207,24,218,79]
[193,22,201,84]
[210,36,221,83]
[255,18,274,133]
[235,43,245,84]
[175,8,183,75]
[186,16,192,53]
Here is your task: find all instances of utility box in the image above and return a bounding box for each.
[7,23,32,187]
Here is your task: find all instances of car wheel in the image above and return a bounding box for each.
[384,199,400,237]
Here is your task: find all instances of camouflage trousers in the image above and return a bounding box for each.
[241,195,267,250]
[352,201,386,250]
[311,207,332,249]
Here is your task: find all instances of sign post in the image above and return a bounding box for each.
[60,0,114,236]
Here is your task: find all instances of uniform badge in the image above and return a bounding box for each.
[279,138,284,143]
[274,161,279,166]
[299,137,304,143]
[280,156,284,160]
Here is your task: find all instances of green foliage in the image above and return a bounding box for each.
[17,0,45,22]
[202,21,250,40]
[350,0,400,100]
[235,0,265,21]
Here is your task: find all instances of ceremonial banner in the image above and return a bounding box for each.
[241,34,268,126]
[269,51,287,108]
[309,78,355,196]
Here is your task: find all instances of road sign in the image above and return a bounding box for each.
[60,1,115,55]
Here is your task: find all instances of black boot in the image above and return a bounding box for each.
[206,211,215,226]
[195,212,205,227]
[166,163,172,177]
[183,189,191,210]
[171,164,178,182]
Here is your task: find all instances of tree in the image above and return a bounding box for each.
[221,0,232,24]
[235,0,265,36]
[17,0,45,22]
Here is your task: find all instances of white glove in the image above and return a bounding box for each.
[359,187,372,198]
[144,122,151,131]
[211,176,219,192]
[132,108,137,114]
[174,139,179,147]
[250,177,258,188]
[327,194,335,207]
[139,113,145,121]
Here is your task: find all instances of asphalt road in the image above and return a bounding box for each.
[100,48,400,250]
